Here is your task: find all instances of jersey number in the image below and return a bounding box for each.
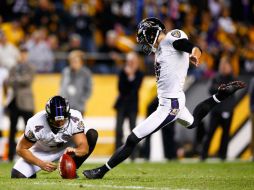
[70,116,79,123]
[35,125,44,133]
[155,62,161,81]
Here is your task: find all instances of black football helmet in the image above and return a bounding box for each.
[45,96,70,131]
[136,17,165,55]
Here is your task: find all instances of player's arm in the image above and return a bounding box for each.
[65,132,89,157]
[16,135,57,172]
[172,39,202,66]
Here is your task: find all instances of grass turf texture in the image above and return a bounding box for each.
[0,162,253,190]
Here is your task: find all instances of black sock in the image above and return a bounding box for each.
[215,91,227,101]
[99,133,140,173]
[98,165,110,173]
[188,96,218,129]
[73,129,98,168]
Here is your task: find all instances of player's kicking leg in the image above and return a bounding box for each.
[83,81,245,179]
[83,98,180,179]
[187,81,246,129]
[83,132,141,179]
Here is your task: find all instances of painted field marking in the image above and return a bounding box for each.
[32,181,190,190]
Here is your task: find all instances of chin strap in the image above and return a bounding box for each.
[150,29,160,53]
[143,28,161,54]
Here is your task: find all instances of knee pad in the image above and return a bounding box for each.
[126,132,141,147]
[86,129,98,149]
[86,129,98,141]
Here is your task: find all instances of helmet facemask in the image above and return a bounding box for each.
[138,27,160,55]
[47,115,68,129]
[137,18,165,55]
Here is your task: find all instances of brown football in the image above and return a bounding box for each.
[59,153,76,179]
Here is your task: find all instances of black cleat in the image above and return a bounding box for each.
[83,168,105,179]
[216,81,246,101]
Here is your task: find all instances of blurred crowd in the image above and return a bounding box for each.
[0,0,253,76]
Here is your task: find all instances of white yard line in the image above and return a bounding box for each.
[32,181,190,190]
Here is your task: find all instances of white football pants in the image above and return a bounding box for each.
[133,92,194,139]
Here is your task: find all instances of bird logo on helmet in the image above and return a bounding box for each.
[136,17,165,55]
[45,96,70,133]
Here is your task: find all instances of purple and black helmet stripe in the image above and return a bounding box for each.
[46,96,70,120]
[54,98,59,117]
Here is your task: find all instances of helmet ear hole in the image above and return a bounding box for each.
[46,104,51,114]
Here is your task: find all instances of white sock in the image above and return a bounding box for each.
[105,162,112,170]
[213,94,221,103]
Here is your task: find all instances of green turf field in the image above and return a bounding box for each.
[0,161,254,190]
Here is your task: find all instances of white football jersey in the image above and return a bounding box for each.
[155,29,189,98]
[24,109,85,151]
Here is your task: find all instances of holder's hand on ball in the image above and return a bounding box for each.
[64,147,76,155]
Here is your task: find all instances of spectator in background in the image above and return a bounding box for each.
[47,34,63,72]
[71,3,95,52]
[19,14,31,34]
[12,0,29,17]
[110,0,135,34]
[94,0,116,37]
[231,0,254,23]
[0,65,8,140]
[192,33,215,79]
[201,56,236,161]
[208,0,223,19]
[26,29,54,73]
[114,52,143,154]
[239,27,254,75]
[249,77,254,161]
[218,7,236,34]
[47,34,59,51]
[68,33,83,52]
[0,30,20,70]
[0,20,25,46]
[96,30,123,73]
[33,0,55,28]
[5,46,35,161]
[60,50,92,116]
